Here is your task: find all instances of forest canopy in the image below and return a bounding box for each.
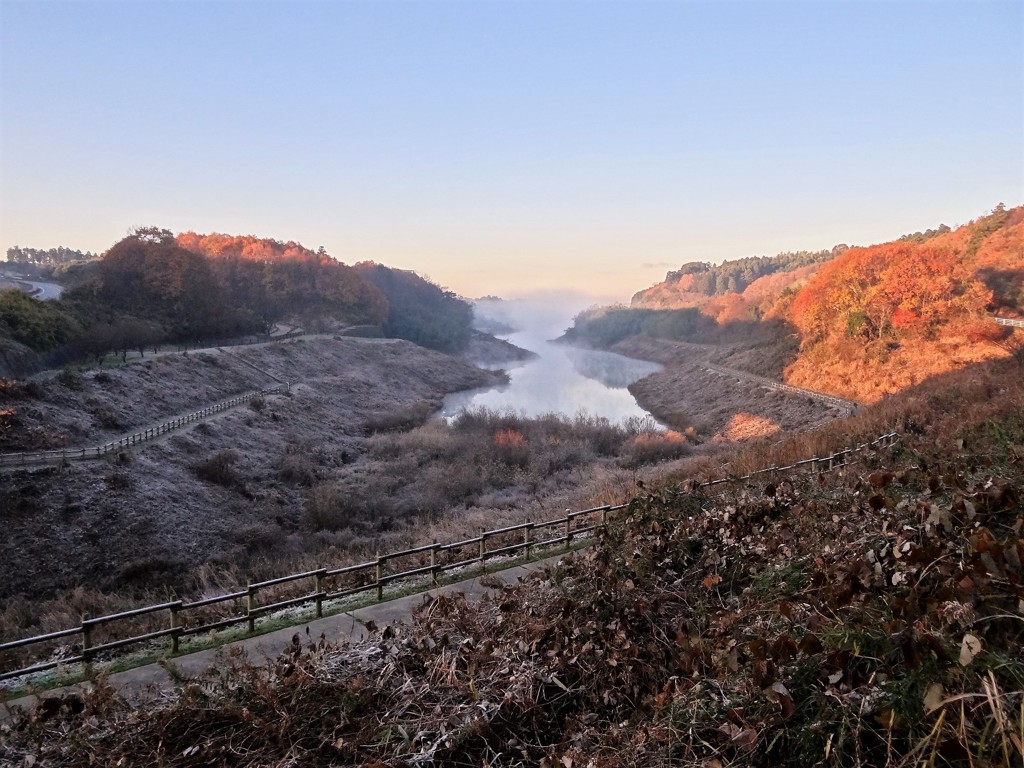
[355,263,473,353]
[0,228,473,375]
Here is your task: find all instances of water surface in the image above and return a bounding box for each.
[442,300,662,425]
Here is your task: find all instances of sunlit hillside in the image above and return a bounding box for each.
[586,205,1023,404]
[785,205,1022,401]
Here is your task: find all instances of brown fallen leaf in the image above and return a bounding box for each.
[959,633,982,666]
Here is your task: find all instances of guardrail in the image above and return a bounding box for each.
[705,363,858,411]
[693,431,899,489]
[0,503,624,681]
[0,430,902,682]
[994,317,1024,329]
[0,384,289,468]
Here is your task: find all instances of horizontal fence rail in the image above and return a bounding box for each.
[704,363,859,411]
[994,317,1024,329]
[0,384,289,468]
[0,503,626,682]
[0,430,902,683]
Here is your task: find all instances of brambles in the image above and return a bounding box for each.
[191,449,243,490]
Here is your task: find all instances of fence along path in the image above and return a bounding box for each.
[0,430,899,683]
[704,363,859,412]
[0,383,289,469]
[995,316,1024,329]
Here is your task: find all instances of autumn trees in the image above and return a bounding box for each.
[783,206,1023,401]
[177,232,389,332]
[0,228,477,375]
[354,263,472,352]
[788,210,1019,345]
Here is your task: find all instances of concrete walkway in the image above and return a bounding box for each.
[0,554,567,722]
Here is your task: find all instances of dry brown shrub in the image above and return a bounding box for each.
[191,449,243,488]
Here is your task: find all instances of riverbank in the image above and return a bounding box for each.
[0,337,504,599]
[612,334,846,440]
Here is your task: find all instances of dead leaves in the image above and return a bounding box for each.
[959,633,983,666]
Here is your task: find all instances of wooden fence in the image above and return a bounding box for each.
[0,504,623,682]
[0,383,289,468]
[995,317,1024,329]
[0,430,901,683]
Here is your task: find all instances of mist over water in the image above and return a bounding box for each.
[441,295,662,425]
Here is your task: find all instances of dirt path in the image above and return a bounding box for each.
[704,363,858,411]
[612,335,848,440]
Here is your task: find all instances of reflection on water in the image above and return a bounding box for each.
[442,298,662,425]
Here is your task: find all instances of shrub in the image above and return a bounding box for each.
[277,451,320,486]
[94,405,127,431]
[56,368,83,390]
[192,450,243,488]
[233,522,284,554]
[492,428,529,469]
[363,401,436,433]
[0,378,44,399]
[621,430,692,467]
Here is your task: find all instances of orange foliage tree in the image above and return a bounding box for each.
[177,233,388,329]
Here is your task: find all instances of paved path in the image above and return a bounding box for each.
[0,554,566,722]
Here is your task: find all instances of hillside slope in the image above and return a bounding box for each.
[0,337,501,601]
[576,205,1022,405]
[786,205,1023,401]
[5,356,1021,766]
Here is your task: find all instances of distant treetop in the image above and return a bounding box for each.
[5,245,96,266]
[661,249,840,297]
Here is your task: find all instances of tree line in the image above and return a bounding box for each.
[0,228,475,374]
[5,245,96,268]
[660,247,845,297]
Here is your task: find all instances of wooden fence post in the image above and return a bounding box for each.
[81,615,93,664]
[601,506,609,531]
[315,569,325,618]
[169,601,181,653]
[524,522,532,560]
[246,582,256,633]
[430,544,439,586]
[375,552,383,601]
[564,511,572,549]
[478,530,487,573]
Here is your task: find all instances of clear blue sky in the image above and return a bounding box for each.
[1,0,1021,300]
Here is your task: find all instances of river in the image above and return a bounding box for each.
[441,299,662,425]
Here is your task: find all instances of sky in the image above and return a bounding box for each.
[1,0,1022,301]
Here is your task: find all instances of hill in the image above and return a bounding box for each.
[786,205,1023,401]
[0,228,477,376]
[570,205,1023,405]
[631,248,844,323]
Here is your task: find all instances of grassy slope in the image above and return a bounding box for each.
[0,338,502,602]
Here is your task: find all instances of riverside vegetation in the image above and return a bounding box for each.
[0,334,698,669]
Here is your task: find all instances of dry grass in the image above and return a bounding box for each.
[3,359,1021,766]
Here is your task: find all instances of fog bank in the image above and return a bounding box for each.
[441,296,662,425]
